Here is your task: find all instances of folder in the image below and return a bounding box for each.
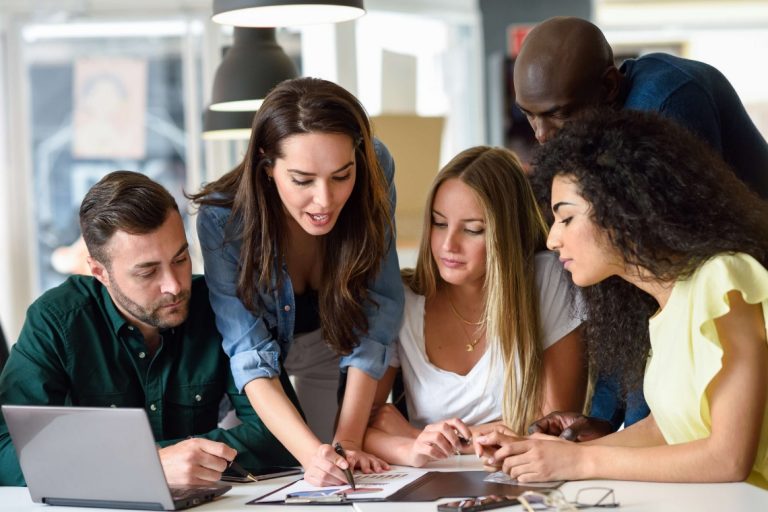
[248,470,562,505]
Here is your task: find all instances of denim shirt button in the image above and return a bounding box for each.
[283,305,291,312]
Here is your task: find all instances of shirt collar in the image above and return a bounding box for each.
[100,283,131,335]
[99,283,177,338]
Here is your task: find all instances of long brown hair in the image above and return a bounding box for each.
[404,146,549,433]
[190,77,392,354]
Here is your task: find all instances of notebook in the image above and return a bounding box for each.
[2,405,231,510]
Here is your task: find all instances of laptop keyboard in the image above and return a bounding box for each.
[170,486,221,500]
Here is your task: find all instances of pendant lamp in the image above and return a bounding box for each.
[210,27,298,112]
[212,0,365,27]
[202,108,255,140]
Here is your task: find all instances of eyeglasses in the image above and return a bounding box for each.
[518,487,619,511]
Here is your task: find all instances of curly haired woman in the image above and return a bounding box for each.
[475,108,768,487]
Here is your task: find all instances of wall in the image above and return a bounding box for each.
[478,0,592,145]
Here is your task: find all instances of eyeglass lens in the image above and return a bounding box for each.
[575,487,619,508]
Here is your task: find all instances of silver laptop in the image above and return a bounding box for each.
[2,405,231,510]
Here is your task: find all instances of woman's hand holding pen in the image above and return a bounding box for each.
[335,440,390,474]
[301,443,350,487]
[407,418,473,467]
[158,437,236,485]
[302,441,389,487]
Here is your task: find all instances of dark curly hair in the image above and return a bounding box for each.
[531,108,768,390]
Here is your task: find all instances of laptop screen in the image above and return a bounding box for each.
[3,405,179,509]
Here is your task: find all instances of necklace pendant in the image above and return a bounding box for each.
[466,343,474,352]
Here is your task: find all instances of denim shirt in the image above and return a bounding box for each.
[621,52,768,199]
[197,139,405,392]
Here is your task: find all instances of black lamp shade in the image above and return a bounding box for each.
[212,0,365,27]
[202,108,255,140]
[210,27,298,112]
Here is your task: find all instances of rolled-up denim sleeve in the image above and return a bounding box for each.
[339,139,405,379]
[197,204,281,391]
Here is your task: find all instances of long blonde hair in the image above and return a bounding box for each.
[403,146,548,433]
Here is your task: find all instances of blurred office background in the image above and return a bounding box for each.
[1,0,767,348]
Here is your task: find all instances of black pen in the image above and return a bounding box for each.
[333,442,356,490]
[227,459,258,482]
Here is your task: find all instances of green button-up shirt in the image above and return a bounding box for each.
[0,275,295,486]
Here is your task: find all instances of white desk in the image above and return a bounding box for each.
[1,456,767,511]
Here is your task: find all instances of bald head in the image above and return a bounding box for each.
[514,17,622,143]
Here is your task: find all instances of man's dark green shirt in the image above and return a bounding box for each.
[0,275,294,486]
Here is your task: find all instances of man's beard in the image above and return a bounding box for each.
[109,274,191,330]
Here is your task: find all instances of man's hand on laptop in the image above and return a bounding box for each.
[158,438,237,485]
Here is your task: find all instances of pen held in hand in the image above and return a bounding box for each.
[332,442,356,490]
[227,460,259,482]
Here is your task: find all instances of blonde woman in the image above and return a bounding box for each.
[363,146,587,467]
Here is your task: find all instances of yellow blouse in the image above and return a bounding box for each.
[645,253,768,484]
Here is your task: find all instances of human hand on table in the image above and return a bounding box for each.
[302,442,390,486]
[404,418,474,467]
[474,428,585,482]
[527,411,614,442]
[158,437,236,485]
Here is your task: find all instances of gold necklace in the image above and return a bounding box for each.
[446,292,483,326]
[445,292,484,351]
[461,326,484,352]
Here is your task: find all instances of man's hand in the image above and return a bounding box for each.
[158,438,236,485]
[527,411,614,442]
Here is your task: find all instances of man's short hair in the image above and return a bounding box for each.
[79,171,179,265]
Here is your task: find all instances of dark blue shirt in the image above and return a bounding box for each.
[621,52,768,198]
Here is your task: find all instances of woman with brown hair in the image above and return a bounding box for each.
[192,77,404,485]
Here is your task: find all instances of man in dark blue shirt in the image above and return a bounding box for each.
[514,16,768,199]
[513,16,768,439]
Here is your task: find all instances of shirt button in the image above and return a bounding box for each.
[283,305,291,312]
[127,326,135,331]
[138,352,146,359]
[150,403,157,411]
[195,394,202,402]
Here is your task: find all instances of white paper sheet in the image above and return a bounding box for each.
[253,466,428,503]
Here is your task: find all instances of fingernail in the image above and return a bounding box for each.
[486,457,494,465]
[476,436,486,443]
